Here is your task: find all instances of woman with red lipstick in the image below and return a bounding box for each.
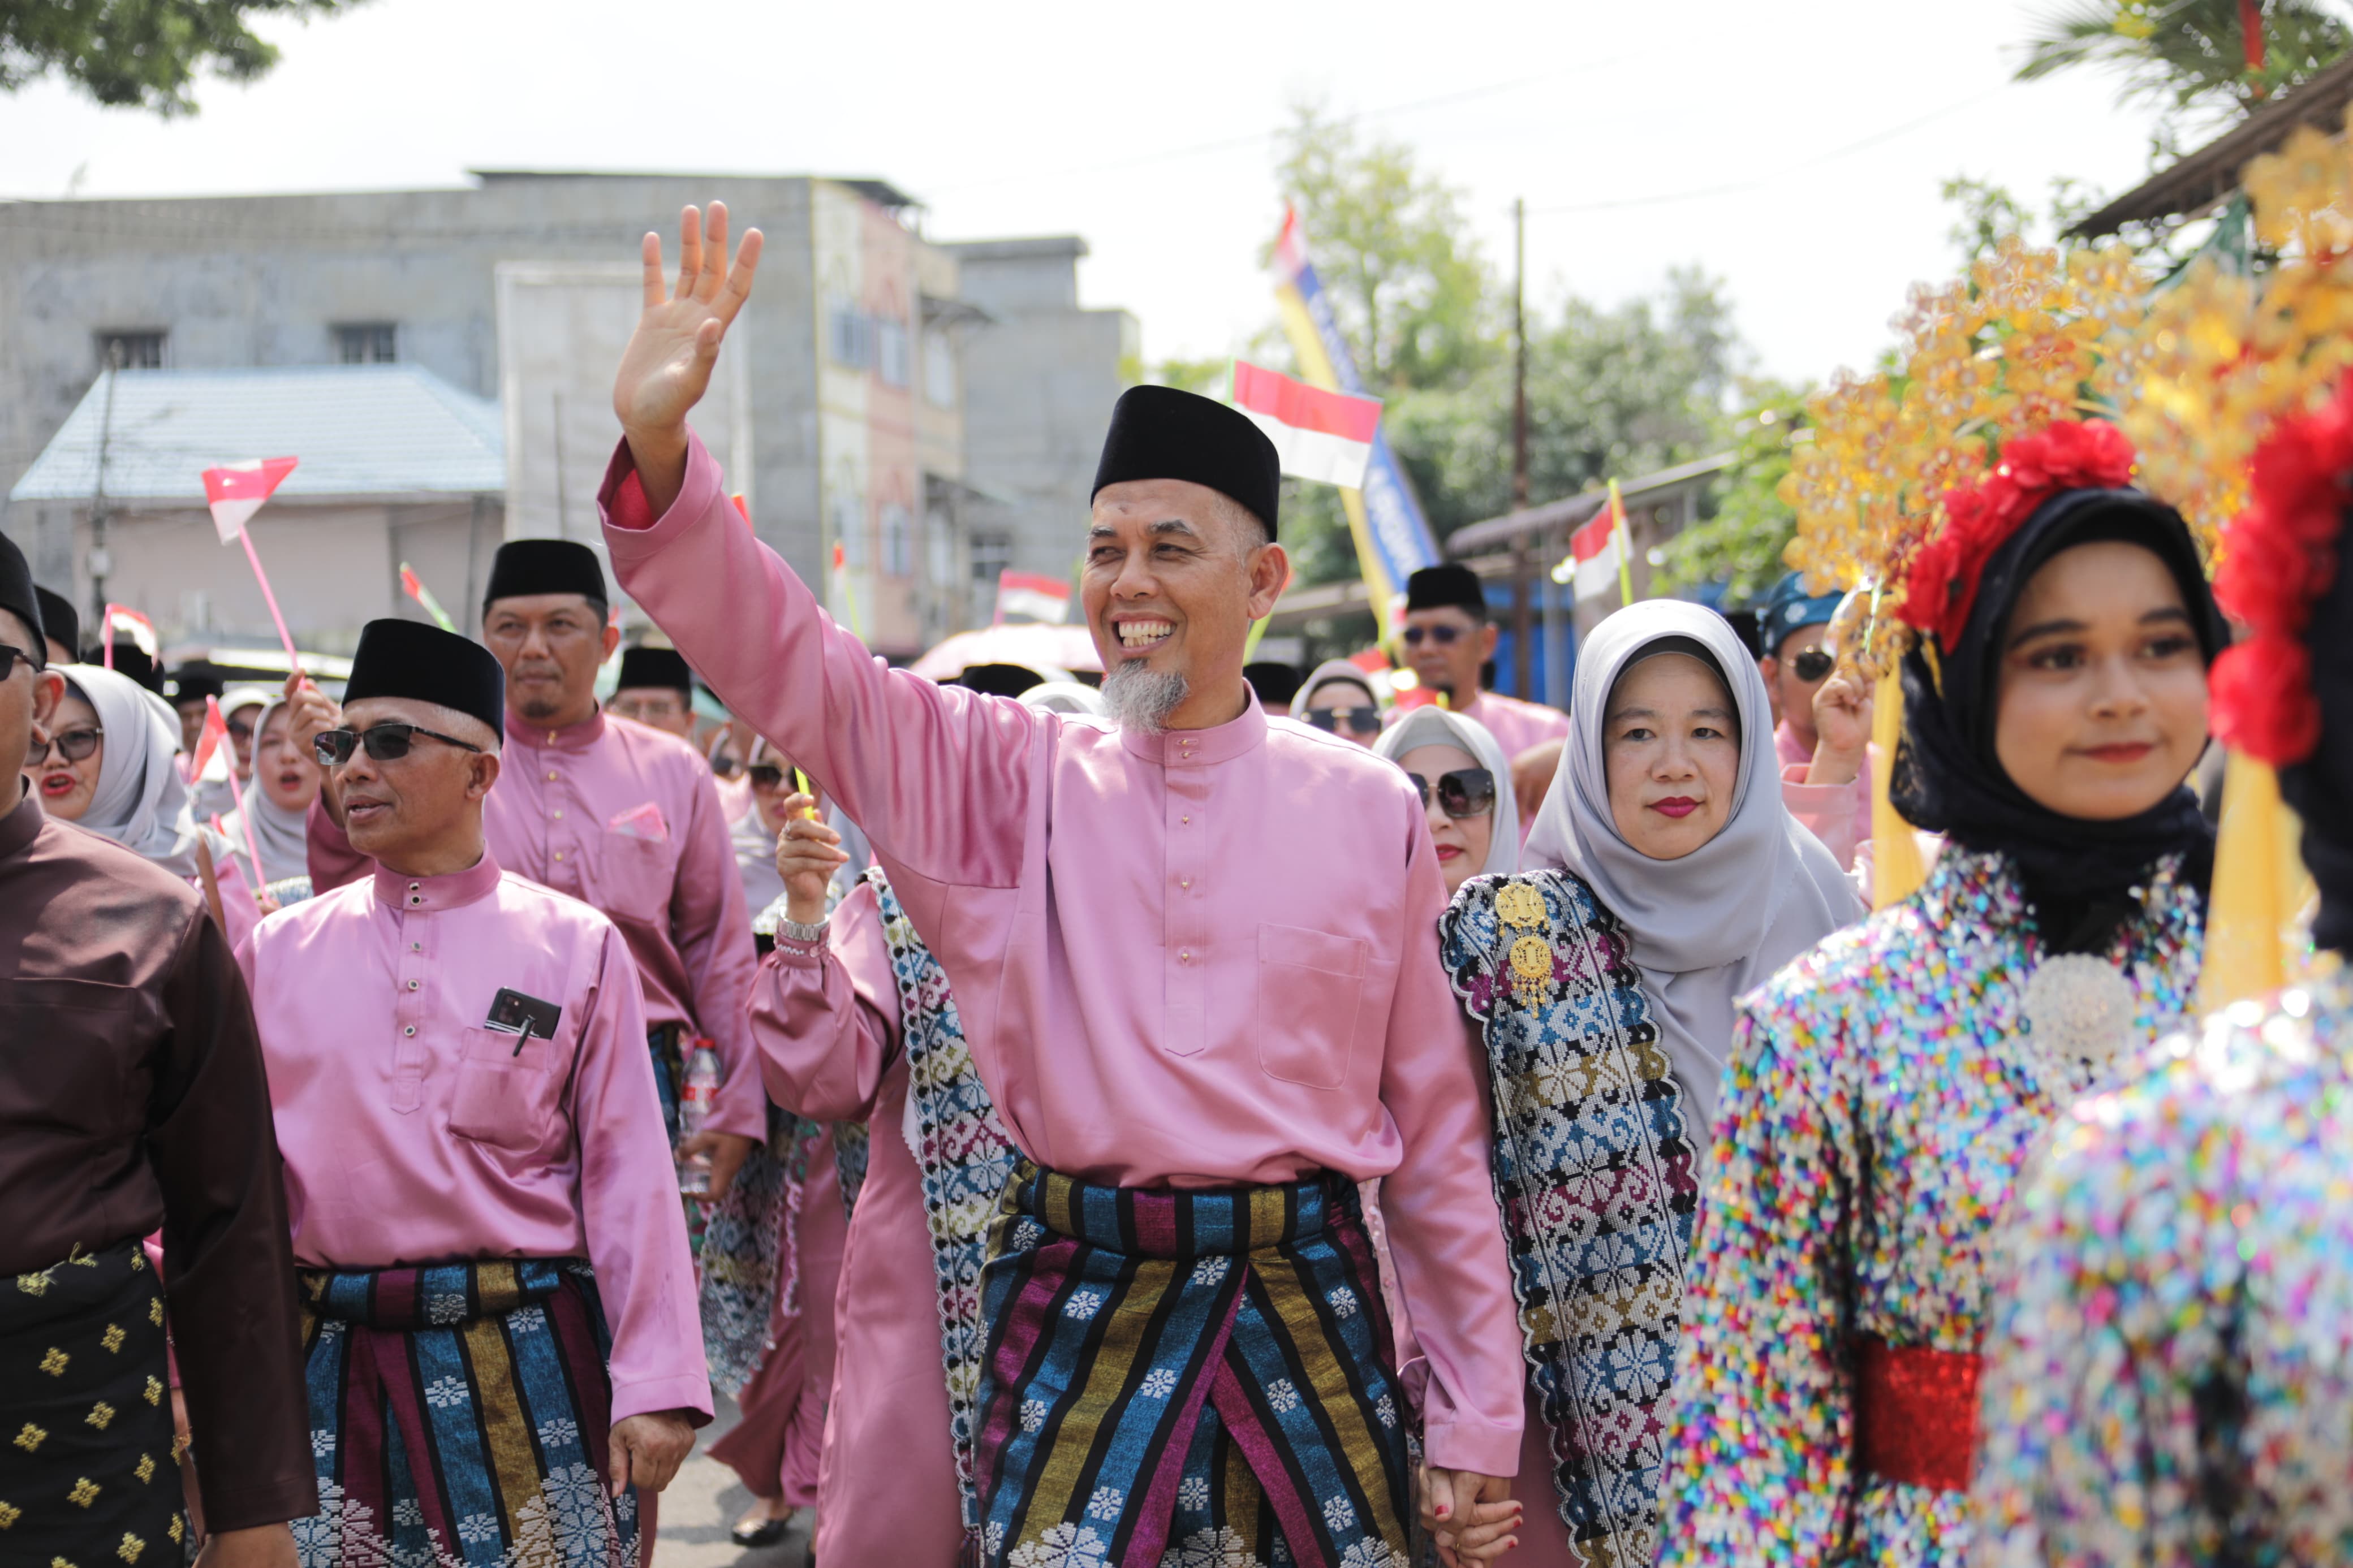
[1657,421,2225,1568]
[1437,599,1860,1568]
[1373,705,1518,897]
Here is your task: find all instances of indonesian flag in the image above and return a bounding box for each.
[188,696,232,785]
[201,457,299,543]
[994,570,1071,625]
[102,603,158,659]
[399,562,455,632]
[1270,205,1311,287]
[1230,361,1381,489]
[1559,480,1633,604]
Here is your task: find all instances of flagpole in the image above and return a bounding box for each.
[239,531,302,675]
[1610,480,1634,607]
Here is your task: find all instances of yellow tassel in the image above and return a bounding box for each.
[1871,664,1928,910]
[2199,749,2316,1012]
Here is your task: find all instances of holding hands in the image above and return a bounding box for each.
[614,203,763,513]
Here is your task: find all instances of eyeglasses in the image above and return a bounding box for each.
[1303,706,1382,736]
[746,762,786,788]
[0,643,42,682]
[314,723,486,767]
[32,725,101,765]
[1407,766,1496,820]
[226,718,255,742]
[1790,649,1835,683]
[1400,624,1467,647]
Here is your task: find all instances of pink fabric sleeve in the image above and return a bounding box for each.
[194,855,260,951]
[1373,822,1526,1477]
[305,797,370,892]
[601,435,1037,894]
[667,758,766,1140]
[1779,762,1865,874]
[571,923,713,1425]
[747,882,902,1124]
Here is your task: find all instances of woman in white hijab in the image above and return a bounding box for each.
[1371,705,1518,897]
[1292,658,1384,746]
[217,693,322,900]
[1432,599,1862,1568]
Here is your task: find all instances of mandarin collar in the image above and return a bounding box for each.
[0,787,42,861]
[1118,688,1268,768]
[374,851,503,913]
[506,705,605,751]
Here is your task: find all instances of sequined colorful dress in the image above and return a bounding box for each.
[1972,967,2353,1566]
[1657,848,2204,1567]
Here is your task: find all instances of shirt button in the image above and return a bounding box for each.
[1180,879,1191,889]
[553,851,565,862]
[411,941,421,952]
[553,809,564,820]
[406,979,419,991]
[547,771,558,782]
[1179,950,1191,962]
[403,1025,416,1036]
[1181,815,1191,825]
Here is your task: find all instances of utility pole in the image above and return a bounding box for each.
[88,344,122,634]
[1510,197,1534,698]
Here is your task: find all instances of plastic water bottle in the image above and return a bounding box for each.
[676,1040,722,1195]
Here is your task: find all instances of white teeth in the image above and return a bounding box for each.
[1117,620,1173,647]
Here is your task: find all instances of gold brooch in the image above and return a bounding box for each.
[1496,881,1545,931]
[1509,935,1554,1008]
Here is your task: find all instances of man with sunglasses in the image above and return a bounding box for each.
[0,533,314,1568]
[244,617,706,1566]
[1755,572,1873,871]
[291,540,766,1205]
[1391,563,1570,767]
[593,205,1525,1568]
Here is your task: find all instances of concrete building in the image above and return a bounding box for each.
[947,236,1139,613]
[0,172,1131,658]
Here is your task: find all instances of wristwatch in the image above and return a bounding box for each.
[778,915,829,946]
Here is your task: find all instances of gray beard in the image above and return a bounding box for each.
[1101,663,1188,735]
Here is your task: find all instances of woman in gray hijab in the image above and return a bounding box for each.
[1434,599,1861,1568]
[217,692,323,902]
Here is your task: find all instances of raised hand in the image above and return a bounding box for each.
[1806,669,1873,787]
[614,202,764,513]
[774,796,848,928]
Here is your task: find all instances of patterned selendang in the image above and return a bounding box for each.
[294,1256,638,1567]
[864,865,1022,1554]
[699,1101,817,1396]
[973,1161,1410,1568]
[833,1120,872,1217]
[1440,870,1701,1568]
[265,874,316,906]
[0,1239,185,1565]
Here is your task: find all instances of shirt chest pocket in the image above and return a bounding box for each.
[446,1027,561,1154]
[0,979,145,1140]
[590,831,677,924]
[1253,923,1368,1091]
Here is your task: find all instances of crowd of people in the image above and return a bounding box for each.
[4,197,2351,1568]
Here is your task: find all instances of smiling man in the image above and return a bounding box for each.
[243,618,707,1567]
[594,204,1524,1568]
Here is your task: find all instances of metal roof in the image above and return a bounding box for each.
[1446,452,1735,555]
[9,364,505,506]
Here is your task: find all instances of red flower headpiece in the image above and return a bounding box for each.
[2208,378,2353,766]
[1897,420,2139,650]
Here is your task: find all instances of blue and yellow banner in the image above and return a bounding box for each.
[1270,209,1443,624]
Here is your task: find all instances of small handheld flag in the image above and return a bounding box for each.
[188,695,231,783]
[101,603,157,669]
[994,570,1072,625]
[1230,361,1382,489]
[399,563,456,632]
[829,539,864,638]
[201,457,303,672]
[1557,480,1635,606]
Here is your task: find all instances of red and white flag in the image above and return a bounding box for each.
[102,603,158,659]
[994,570,1071,625]
[1229,361,1381,489]
[201,457,299,543]
[1560,480,1633,604]
[188,696,232,784]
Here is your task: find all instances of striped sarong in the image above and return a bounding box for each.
[975,1162,1410,1568]
[294,1256,639,1567]
[0,1238,185,1565]
[1441,870,1699,1567]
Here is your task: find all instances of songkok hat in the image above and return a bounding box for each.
[1404,562,1489,619]
[1756,571,1842,655]
[485,538,607,608]
[168,664,225,705]
[344,619,506,741]
[0,533,43,655]
[35,586,77,658]
[1091,385,1281,539]
[1243,660,1303,709]
[615,645,692,696]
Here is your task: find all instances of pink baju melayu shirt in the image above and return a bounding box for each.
[309,711,768,1140]
[1387,688,1570,766]
[1774,720,1873,873]
[236,852,712,1425]
[601,432,1523,1476]
[753,880,972,1566]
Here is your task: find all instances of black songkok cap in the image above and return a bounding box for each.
[1091,385,1281,539]
[1405,562,1489,620]
[484,538,608,608]
[0,532,42,654]
[344,618,506,741]
[615,645,693,696]
[1243,660,1303,709]
[169,664,225,705]
[35,587,77,658]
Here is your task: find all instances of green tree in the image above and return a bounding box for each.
[1656,379,1809,601]
[1,0,365,116]
[2015,0,2351,150]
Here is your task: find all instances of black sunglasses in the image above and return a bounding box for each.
[746,762,786,788]
[1407,766,1496,819]
[1790,649,1835,683]
[33,725,102,764]
[1303,706,1382,736]
[1400,624,1467,646]
[314,723,485,767]
[0,642,43,681]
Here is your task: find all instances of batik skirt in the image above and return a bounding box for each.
[0,1238,185,1565]
[292,1256,637,1567]
[974,1161,1411,1568]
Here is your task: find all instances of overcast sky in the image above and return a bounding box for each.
[0,0,2170,390]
